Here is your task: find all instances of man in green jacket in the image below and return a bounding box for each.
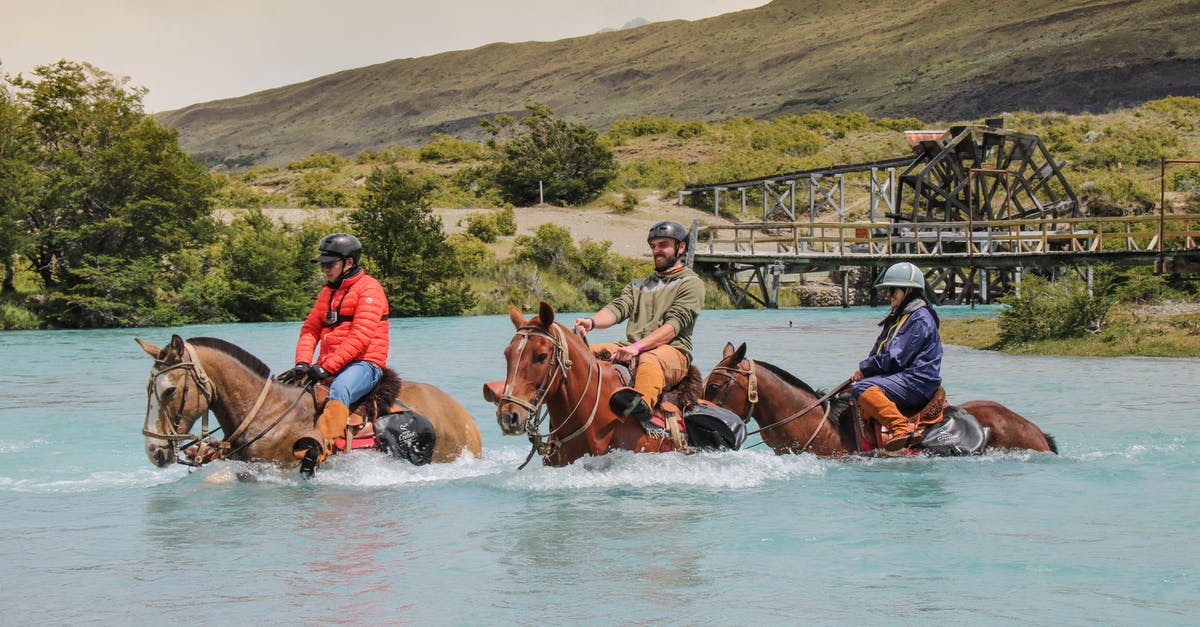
[572,221,705,422]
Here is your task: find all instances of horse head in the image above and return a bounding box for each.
[136,335,215,467]
[493,302,575,435]
[702,342,757,422]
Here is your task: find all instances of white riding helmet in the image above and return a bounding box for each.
[876,262,926,290]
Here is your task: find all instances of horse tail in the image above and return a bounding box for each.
[1042,431,1059,454]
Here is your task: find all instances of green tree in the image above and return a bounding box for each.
[492,103,617,206]
[351,166,474,316]
[7,61,216,326]
[0,77,36,293]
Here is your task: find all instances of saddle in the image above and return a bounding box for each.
[832,387,989,456]
[606,357,743,451]
[311,368,437,460]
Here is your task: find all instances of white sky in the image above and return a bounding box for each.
[4,0,769,113]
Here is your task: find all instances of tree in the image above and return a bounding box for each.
[491,103,617,206]
[0,78,36,293]
[6,61,216,326]
[351,167,474,316]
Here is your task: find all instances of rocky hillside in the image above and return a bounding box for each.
[157,0,1200,167]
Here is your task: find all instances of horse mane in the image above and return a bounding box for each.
[754,360,822,397]
[188,337,272,379]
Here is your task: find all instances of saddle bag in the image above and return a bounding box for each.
[918,405,990,456]
[374,410,438,466]
[683,403,747,451]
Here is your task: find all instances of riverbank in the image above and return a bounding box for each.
[940,304,1200,358]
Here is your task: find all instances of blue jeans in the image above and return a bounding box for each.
[328,361,383,406]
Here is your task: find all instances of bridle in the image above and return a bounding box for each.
[705,359,759,421]
[143,341,303,468]
[499,324,603,469]
[707,357,848,454]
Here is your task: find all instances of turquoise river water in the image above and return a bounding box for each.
[0,307,1196,625]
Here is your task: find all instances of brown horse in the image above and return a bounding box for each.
[703,342,1057,456]
[486,302,693,467]
[137,334,482,473]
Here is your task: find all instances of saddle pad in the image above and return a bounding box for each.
[919,405,990,456]
[374,410,437,465]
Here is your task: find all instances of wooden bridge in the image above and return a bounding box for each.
[677,121,1199,307]
[685,213,1199,307]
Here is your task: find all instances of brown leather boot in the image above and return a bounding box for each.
[316,400,352,443]
[858,386,918,452]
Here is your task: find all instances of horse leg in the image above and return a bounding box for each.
[960,400,1056,453]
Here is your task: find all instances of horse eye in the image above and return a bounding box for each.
[163,387,177,400]
[533,353,548,364]
[706,384,720,396]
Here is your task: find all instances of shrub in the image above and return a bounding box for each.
[418,133,486,163]
[997,273,1114,346]
[286,152,349,171]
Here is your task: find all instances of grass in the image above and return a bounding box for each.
[940,309,1200,358]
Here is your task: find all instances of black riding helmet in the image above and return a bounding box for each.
[312,233,362,265]
[647,221,689,244]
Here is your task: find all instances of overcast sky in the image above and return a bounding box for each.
[5,0,770,113]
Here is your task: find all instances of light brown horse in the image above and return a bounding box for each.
[486,302,690,467]
[137,334,481,473]
[703,342,1057,456]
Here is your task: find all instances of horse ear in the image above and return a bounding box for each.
[165,334,186,362]
[735,342,747,361]
[509,306,525,328]
[135,338,162,358]
[722,342,735,357]
[538,301,555,328]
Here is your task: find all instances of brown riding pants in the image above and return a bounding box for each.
[591,343,688,409]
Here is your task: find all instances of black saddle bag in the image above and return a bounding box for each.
[374,410,438,466]
[919,405,990,456]
[683,404,747,451]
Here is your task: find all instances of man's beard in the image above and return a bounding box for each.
[654,249,679,272]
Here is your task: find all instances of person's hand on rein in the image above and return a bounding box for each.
[572,317,594,337]
[277,362,310,384]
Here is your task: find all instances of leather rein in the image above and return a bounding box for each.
[143,341,309,468]
[500,324,603,469]
[708,358,848,454]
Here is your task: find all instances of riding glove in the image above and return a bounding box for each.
[307,364,331,383]
[277,362,310,384]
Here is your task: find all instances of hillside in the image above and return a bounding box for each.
[158,0,1200,168]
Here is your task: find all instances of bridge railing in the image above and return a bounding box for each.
[694,214,1199,258]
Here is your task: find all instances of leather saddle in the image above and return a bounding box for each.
[833,387,990,456]
[311,367,404,453]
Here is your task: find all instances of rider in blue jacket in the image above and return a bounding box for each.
[850,262,943,452]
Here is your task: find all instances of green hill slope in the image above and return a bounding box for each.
[158,0,1200,167]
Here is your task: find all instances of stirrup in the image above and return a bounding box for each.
[296,439,323,478]
[883,430,921,453]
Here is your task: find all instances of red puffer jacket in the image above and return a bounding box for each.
[295,271,389,374]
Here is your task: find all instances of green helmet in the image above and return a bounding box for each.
[876,262,925,290]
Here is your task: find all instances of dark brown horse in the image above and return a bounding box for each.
[485,302,695,467]
[703,342,1057,456]
[137,334,482,473]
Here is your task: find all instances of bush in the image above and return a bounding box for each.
[493,103,618,206]
[296,171,349,208]
[418,133,487,163]
[997,273,1114,346]
[287,152,349,171]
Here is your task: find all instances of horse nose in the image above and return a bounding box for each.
[496,408,522,434]
[145,439,175,467]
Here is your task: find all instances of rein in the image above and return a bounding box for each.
[713,358,849,454]
[144,341,308,468]
[501,324,603,469]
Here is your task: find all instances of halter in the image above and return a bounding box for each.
[143,341,292,468]
[500,324,603,469]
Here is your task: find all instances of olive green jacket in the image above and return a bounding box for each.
[601,266,705,362]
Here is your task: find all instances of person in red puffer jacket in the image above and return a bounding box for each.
[279,233,389,475]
